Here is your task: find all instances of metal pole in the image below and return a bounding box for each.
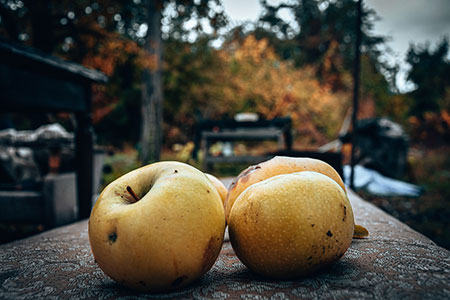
[350,0,362,189]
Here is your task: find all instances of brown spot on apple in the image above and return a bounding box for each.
[108,232,117,245]
[229,165,261,191]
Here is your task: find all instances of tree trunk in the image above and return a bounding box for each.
[140,0,163,164]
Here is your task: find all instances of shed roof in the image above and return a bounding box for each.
[0,38,108,84]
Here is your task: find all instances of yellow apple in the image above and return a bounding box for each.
[228,171,354,279]
[225,156,346,221]
[88,161,225,292]
[205,173,228,205]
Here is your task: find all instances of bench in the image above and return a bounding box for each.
[193,117,293,171]
[0,178,449,299]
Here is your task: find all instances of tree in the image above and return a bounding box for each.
[140,0,163,163]
[406,37,450,119]
[139,0,227,163]
[0,0,228,156]
[257,0,388,91]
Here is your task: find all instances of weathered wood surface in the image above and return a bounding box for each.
[0,180,449,299]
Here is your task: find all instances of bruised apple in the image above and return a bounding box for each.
[205,173,228,205]
[88,161,225,292]
[228,171,354,279]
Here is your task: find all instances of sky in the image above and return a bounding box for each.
[221,0,450,92]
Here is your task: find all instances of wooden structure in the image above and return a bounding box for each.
[193,117,293,171]
[0,39,108,221]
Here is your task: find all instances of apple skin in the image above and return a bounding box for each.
[88,161,225,292]
[205,173,228,205]
[225,156,346,221]
[228,171,354,279]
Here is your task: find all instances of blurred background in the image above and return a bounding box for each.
[0,0,449,249]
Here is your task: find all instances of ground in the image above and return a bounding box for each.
[355,146,450,250]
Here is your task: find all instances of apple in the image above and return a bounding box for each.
[88,161,225,292]
[225,156,346,221]
[228,171,354,279]
[205,173,228,205]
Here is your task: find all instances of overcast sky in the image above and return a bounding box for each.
[221,0,450,92]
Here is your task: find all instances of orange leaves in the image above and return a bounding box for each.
[78,28,156,126]
[204,35,350,144]
[82,34,156,76]
[233,35,276,65]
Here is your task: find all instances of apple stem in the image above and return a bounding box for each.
[126,186,140,203]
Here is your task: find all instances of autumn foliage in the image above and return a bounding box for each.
[1,0,448,149]
[168,35,350,146]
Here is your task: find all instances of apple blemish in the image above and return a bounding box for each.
[126,186,140,203]
[108,232,117,244]
[340,202,347,222]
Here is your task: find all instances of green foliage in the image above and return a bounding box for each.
[406,38,450,118]
[258,0,388,91]
[163,36,223,144]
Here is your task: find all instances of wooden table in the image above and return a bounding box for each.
[1,179,449,299]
